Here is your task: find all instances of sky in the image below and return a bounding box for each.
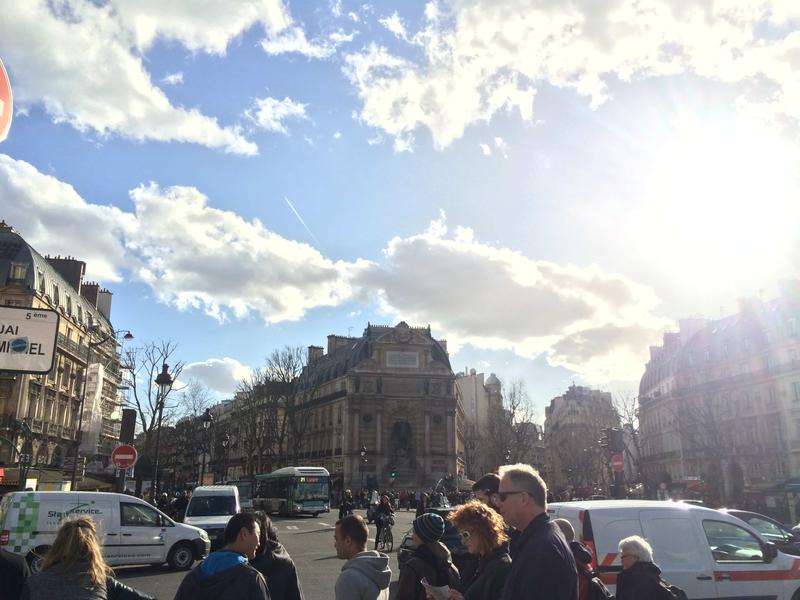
[1,0,799,419]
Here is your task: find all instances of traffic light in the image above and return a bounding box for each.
[389,470,396,479]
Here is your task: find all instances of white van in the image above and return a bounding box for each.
[0,491,210,572]
[184,485,239,549]
[549,500,800,599]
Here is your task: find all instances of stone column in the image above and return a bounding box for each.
[424,412,431,477]
[376,411,383,479]
[351,409,360,488]
[447,411,456,475]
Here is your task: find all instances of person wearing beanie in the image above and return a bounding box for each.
[396,513,460,600]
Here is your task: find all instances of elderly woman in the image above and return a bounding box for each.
[436,500,511,600]
[615,535,668,600]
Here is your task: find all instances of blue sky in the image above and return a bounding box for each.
[1,0,799,417]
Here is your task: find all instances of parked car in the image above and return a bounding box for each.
[549,499,800,599]
[0,491,209,572]
[719,509,800,556]
[397,506,476,579]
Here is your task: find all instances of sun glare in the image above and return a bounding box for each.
[641,114,799,286]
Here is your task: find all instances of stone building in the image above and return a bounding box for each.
[293,322,462,490]
[0,222,124,480]
[639,283,800,507]
[544,384,619,496]
[455,369,503,478]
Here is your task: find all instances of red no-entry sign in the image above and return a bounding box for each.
[0,58,12,143]
[610,454,624,473]
[111,444,138,469]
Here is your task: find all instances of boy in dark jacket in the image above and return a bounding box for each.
[174,512,270,600]
[396,513,460,600]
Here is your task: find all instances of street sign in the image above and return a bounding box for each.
[0,58,12,142]
[111,444,138,469]
[610,454,624,473]
[0,306,60,374]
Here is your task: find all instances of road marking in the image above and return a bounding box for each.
[318,522,333,527]
[286,525,299,530]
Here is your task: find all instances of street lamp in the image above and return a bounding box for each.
[504,448,511,463]
[360,444,367,491]
[151,363,173,497]
[71,328,133,489]
[221,432,230,482]
[198,408,213,485]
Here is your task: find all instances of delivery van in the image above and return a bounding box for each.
[548,500,800,599]
[183,485,240,549]
[0,491,210,572]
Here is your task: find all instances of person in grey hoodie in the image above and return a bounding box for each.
[334,514,391,600]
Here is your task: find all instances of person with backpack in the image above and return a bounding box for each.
[553,519,612,600]
[251,511,304,600]
[616,536,686,600]
[396,513,460,600]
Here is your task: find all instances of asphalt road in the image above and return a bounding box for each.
[116,508,417,600]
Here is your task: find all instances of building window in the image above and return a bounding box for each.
[52,283,60,307]
[77,306,83,324]
[9,262,27,280]
[37,270,45,293]
[66,295,72,316]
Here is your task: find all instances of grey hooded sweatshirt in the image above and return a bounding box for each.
[335,550,391,600]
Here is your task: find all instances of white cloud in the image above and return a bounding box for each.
[245,96,307,134]
[344,0,800,150]
[183,357,252,395]
[379,12,408,41]
[333,131,342,139]
[1,156,671,382]
[479,143,491,156]
[353,214,671,381]
[0,1,258,155]
[261,25,346,58]
[161,72,184,86]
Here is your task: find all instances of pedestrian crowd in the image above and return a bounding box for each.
[0,463,685,600]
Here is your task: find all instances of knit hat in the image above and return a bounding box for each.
[413,513,445,543]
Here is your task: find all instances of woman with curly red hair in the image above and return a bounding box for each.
[438,500,511,600]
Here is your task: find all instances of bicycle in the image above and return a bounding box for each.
[377,514,394,552]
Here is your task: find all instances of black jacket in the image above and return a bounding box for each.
[0,548,29,600]
[107,577,155,600]
[174,552,270,600]
[615,561,664,600]
[460,546,511,600]
[500,513,577,600]
[396,541,459,600]
[250,540,304,600]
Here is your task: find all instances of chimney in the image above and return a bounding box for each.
[308,345,324,365]
[97,288,113,319]
[45,255,86,292]
[82,282,99,308]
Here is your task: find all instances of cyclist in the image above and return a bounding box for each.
[374,495,394,550]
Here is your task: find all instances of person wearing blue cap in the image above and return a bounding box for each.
[395,513,460,600]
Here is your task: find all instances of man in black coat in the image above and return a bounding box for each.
[497,464,577,600]
[174,512,270,600]
[1,547,29,600]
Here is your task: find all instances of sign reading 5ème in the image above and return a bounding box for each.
[0,306,60,374]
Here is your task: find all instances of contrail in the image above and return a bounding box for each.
[284,196,320,246]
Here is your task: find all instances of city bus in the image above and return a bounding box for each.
[224,479,254,511]
[252,466,331,517]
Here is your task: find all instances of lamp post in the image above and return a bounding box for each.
[360,444,367,491]
[71,328,133,489]
[221,432,230,483]
[13,419,32,491]
[151,363,174,497]
[504,447,511,463]
[199,408,213,485]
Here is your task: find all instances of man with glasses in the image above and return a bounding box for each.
[497,464,577,600]
[472,472,520,557]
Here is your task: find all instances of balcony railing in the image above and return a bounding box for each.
[57,333,89,359]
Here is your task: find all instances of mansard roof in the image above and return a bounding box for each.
[297,322,451,391]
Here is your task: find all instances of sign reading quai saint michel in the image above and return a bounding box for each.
[0,305,60,374]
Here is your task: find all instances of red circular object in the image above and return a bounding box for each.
[0,59,12,143]
[610,454,624,472]
[111,444,138,468]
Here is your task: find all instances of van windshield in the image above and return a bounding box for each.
[187,496,236,517]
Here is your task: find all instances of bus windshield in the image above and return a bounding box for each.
[187,496,236,517]
[295,481,329,502]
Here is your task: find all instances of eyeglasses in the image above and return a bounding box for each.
[497,490,529,502]
[458,530,472,541]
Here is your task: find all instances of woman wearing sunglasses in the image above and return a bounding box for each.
[434,501,511,600]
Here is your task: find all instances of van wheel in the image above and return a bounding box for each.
[167,542,195,570]
[27,546,50,574]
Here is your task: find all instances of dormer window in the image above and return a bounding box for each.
[9,262,27,281]
[52,283,60,306]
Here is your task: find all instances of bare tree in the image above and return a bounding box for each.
[486,379,543,468]
[124,340,183,457]
[171,380,212,483]
[614,393,644,482]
